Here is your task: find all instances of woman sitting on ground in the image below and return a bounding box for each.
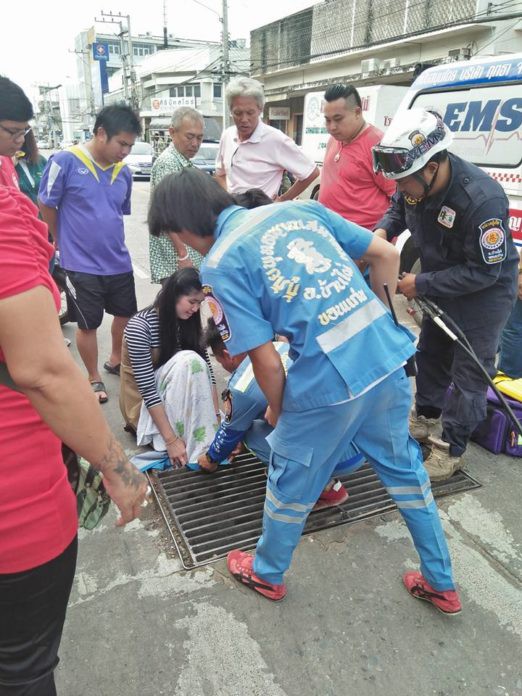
[120,268,219,466]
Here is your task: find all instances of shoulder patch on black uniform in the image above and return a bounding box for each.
[478,218,506,265]
[203,284,232,342]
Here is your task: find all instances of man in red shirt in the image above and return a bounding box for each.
[319,84,396,230]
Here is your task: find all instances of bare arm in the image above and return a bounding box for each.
[248,341,286,426]
[214,173,228,190]
[373,228,388,241]
[0,285,147,524]
[38,201,58,243]
[359,235,401,306]
[277,167,320,202]
[147,403,187,466]
[212,383,220,421]
[167,232,192,266]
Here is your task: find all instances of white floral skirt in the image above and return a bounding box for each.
[136,350,218,463]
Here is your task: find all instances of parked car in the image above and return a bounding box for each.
[124,141,155,179]
[191,142,219,176]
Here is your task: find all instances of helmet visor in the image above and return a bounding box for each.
[372,146,412,176]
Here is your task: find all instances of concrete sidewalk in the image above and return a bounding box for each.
[57,437,522,696]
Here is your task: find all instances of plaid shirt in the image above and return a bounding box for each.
[149,144,204,283]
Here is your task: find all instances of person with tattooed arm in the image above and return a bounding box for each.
[0,72,147,696]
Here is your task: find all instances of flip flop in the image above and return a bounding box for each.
[103,361,121,376]
[91,381,108,404]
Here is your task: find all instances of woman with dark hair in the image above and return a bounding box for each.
[120,267,218,466]
[147,167,460,613]
[15,129,47,205]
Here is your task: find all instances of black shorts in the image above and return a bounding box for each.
[64,271,137,330]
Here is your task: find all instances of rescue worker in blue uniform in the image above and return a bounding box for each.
[148,167,462,614]
[373,108,519,481]
[197,324,363,507]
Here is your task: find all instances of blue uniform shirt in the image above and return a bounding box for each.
[202,200,416,411]
[207,343,291,462]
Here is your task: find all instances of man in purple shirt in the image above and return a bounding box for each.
[39,105,141,403]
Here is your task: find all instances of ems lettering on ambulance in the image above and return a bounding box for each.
[203,284,231,342]
[478,217,506,264]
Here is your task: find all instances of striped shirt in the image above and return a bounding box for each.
[124,307,215,409]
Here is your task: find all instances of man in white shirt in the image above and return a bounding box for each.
[215,77,319,201]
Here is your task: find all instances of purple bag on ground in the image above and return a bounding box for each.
[471,387,522,457]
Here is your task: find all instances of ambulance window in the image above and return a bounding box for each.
[411,85,522,168]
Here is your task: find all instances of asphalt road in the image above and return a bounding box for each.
[56,180,522,696]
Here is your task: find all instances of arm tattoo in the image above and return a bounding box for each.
[99,434,143,488]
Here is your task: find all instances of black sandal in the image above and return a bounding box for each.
[103,361,120,376]
[90,381,108,404]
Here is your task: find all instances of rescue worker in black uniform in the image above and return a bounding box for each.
[373,108,518,481]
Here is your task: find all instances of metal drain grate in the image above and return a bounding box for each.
[150,452,481,569]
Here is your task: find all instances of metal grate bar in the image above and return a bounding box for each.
[153,454,481,569]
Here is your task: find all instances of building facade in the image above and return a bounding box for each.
[104,43,250,149]
[251,0,522,142]
[73,26,225,135]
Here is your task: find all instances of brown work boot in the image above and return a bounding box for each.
[409,412,440,442]
[424,447,463,482]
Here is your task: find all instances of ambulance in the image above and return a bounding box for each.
[395,53,522,271]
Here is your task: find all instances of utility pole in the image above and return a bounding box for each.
[96,11,139,110]
[70,48,96,125]
[125,14,139,110]
[162,0,168,49]
[39,84,62,148]
[221,0,230,128]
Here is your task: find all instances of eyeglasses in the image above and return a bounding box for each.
[0,124,32,140]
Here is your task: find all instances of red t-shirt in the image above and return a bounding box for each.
[0,187,77,574]
[319,125,396,230]
[0,155,19,190]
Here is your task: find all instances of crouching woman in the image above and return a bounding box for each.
[120,268,219,466]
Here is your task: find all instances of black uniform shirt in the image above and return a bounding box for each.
[376,153,518,314]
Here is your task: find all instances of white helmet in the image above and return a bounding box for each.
[372,108,453,180]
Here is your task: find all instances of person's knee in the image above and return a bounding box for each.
[77,327,98,337]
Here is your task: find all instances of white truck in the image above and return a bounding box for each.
[394,53,522,271]
[300,85,409,199]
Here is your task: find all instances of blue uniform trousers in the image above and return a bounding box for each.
[245,419,365,474]
[498,298,522,379]
[253,369,454,590]
[416,310,509,456]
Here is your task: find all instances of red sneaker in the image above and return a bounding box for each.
[313,480,349,510]
[403,571,462,615]
[227,550,287,601]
